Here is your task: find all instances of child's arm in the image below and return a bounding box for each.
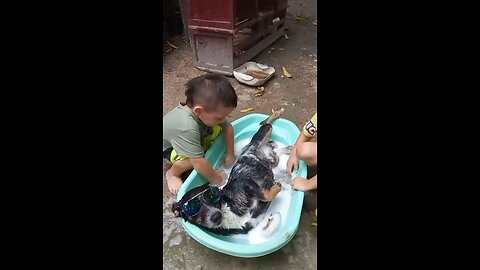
[190,156,225,186]
[223,122,235,165]
[287,113,317,175]
[286,132,312,175]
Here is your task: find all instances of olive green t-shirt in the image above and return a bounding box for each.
[163,103,228,158]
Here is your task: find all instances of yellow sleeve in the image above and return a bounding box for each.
[302,113,317,137]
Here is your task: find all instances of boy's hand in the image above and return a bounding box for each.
[291,176,314,191]
[286,153,298,176]
[190,157,226,187]
[213,170,226,187]
[224,153,235,166]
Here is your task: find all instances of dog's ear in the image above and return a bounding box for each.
[171,202,182,217]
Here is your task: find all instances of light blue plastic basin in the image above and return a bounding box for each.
[176,113,307,257]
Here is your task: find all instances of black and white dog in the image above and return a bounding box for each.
[172,108,290,235]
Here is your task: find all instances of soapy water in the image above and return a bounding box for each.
[215,138,294,244]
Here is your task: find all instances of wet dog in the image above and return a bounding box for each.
[172,108,290,235]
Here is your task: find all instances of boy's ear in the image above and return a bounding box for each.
[192,106,205,115]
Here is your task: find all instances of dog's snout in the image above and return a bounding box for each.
[210,211,222,224]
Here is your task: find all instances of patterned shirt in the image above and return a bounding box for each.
[302,113,317,138]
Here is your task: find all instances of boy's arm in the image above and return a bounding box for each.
[286,113,316,175]
[223,122,235,165]
[286,132,312,175]
[190,156,224,186]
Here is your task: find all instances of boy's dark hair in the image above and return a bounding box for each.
[185,73,238,112]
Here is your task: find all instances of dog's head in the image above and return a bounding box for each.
[172,183,224,229]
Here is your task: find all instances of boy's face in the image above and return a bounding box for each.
[194,105,234,127]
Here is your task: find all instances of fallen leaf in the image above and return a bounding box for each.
[255,86,265,97]
[284,33,289,40]
[271,107,281,114]
[282,66,292,78]
[295,16,304,21]
[279,48,285,51]
[240,107,254,113]
[250,70,269,79]
[312,222,317,227]
[313,20,317,26]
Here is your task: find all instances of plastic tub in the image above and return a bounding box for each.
[176,113,307,257]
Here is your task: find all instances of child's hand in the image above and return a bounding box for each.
[212,170,227,187]
[291,176,315,191]
[286,153,298,176]
[224,153,235,166]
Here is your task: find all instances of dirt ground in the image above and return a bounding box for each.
[163,1,317,269]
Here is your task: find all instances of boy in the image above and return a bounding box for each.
[286,113,317,191]
[286,112,317,219]
[163,74,237,195]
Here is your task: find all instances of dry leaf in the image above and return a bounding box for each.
[284,33,289,40]
[313,20,317,26]
[279,48,285,51]
[250,70,269,79]
[312,222,317,227]
[240,107,254,113]
[255,86,265,96]
[271,107,280,113]
[282,66,292,78]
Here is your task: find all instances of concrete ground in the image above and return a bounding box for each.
[163,1,317,269]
